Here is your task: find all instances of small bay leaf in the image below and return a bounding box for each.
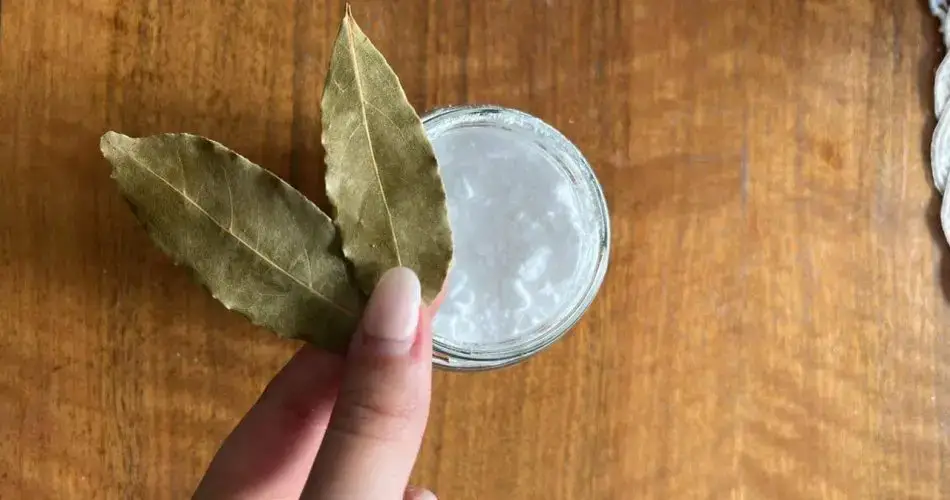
[321,6,453,303]
[100,132,364,352]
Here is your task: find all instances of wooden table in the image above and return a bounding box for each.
[2,0,948,498]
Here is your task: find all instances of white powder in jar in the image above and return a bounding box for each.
[431,126,587,347]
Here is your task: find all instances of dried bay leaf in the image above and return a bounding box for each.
[100,132,364,352]
[322,7,453,303]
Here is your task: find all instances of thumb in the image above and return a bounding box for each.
[354,266,423,356]
[302,267,432,499]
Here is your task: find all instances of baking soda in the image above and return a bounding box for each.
[431,126,587,347]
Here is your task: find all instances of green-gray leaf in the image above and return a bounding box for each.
[322,7,453,303]
[101,132,364,352]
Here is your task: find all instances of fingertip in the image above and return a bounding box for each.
[404,486,438,500]
[354,267,422,357]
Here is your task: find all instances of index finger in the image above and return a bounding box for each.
[195,346,344,499]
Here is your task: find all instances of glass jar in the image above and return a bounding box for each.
[423,105,610,371]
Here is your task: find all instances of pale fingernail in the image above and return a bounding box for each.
[357,267,421,355]
[405,486,438,500]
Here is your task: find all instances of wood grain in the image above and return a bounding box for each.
[1,0,948,498]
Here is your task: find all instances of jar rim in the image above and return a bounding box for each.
[423,105,611,371]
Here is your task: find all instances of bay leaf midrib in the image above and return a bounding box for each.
[344,16,404,267]
[116,141,356,317]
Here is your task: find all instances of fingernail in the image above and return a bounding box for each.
[357,267,421,355]
[405,486,438,500]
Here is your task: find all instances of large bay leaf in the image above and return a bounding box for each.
[101,132,364,352]
[321,7,453,303]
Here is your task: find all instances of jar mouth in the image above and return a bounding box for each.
[423,105,611,371]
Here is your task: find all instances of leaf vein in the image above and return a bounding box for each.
[217,159,235,231]
[332,76,346,92]
[174,144,188,197]
[364,100,406,142]
[344,17,403,266]
[118,142,355,317]
[304,248,314,287]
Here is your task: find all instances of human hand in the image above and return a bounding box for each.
[194,268,438,500]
